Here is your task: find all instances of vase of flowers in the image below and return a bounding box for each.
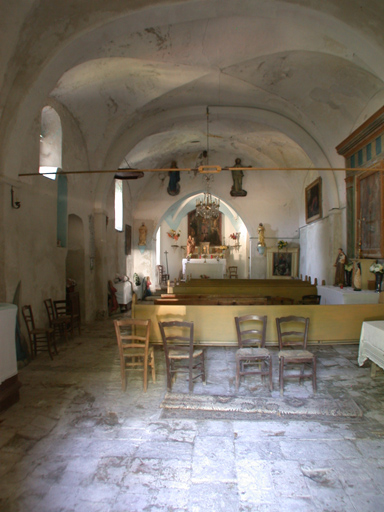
[369,262,384,292]
[277,240,288,251]
[167,229,181,241]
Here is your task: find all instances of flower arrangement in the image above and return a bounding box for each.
[344,263,353,272]
[167,229,181,241]
[277,240,288,250]
[229,233,238,240]
[369,262,384,274]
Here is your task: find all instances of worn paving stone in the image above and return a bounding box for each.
[1,316,384,511]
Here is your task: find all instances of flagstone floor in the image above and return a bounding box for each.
[1,314,384,511]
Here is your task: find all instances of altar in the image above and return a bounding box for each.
[358,321,384,377]
[317,285,379,305]
[182,258,227,279]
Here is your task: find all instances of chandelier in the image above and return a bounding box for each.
[196,175,220,219]
[195,107,220,219]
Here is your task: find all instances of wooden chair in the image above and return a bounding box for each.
[300,294,321,304]
[44,298,71,343]
[271,296,294,305]
[235,315,272,391]
[158,320,205,392]
[114,318,155,392]
[228,266,238,279]
[276,316,316,395]
[157,265,169,286]
[22,305,57,360]
[67,292,81,335]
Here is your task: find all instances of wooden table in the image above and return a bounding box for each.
[358,321,384,377]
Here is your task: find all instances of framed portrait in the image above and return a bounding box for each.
[267,247,299,279]
[305,177,322,224]
[125,224,132,256]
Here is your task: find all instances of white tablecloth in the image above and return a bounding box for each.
[358,321,384,370]
[0,303,18,385]
[318,285,379,305]
[183,258,226,279]
[115,281,133,305]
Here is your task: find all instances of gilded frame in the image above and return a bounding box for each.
[305,177,322,224]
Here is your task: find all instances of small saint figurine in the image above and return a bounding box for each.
[334,248,346,286]
[187,235,196,256]
[138,223,147,246]
[230,158,247,197]
[258,223,265,246]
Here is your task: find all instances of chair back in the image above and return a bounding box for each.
[44,298,56,325]
[271,296,294,305]
[22,305,36,337]
[301,294,321,304]
[54,300,67,317]
[158,320,194,359]
[235,315,267,349]
[276,315,309,350]
[114,318,151,361]
[228,266,238,278]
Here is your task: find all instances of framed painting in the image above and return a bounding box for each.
[267,247,299,279]
[188,210,222,246]
[305,177,322,224]
[125,224,132,256]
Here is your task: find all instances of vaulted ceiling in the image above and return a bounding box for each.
[1,0,384,200]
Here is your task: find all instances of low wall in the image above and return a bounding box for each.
[132,303,384,346]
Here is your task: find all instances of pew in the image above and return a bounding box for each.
[132,297,384,347]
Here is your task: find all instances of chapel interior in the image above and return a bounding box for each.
[1,2,384,511]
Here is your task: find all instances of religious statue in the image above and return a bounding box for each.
[230,157,247,197]
[354,262,362,291]
[258,223,265,246]
[138,223,147,246]
[333,248,346,286]
[187,235,196,256]
[167,160,180,196]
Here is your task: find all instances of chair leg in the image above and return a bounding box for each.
[165,357,172,391]
[121,362,127,391]
[201,352,206,385]
[150,351,156,383]
[279,357,284,396]
[268,357,273,392]
[312,357,317,393]
[143,354,148,393]
[46,334,54,360]
[189,356,193,393]
[299,364,305,385]
[235,358,241,391]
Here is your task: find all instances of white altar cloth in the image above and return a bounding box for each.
[183,258,226,279]
[0,303,18,385]
[358,321,384,370]
[115,281,133,305]
[317,285,379,305]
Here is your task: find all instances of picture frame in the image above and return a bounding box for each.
[305,177,322,224]
[188,210,222,246]
[125,224,132,256]
[267,247,299,279]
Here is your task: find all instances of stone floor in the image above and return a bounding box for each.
[1,315,384,512]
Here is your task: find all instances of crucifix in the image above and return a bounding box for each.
[164,250,169,275]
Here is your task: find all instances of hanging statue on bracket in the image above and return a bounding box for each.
[167,160,180,196]
[230,158,247,197]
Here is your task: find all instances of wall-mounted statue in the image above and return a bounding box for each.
[138,223,147,246]
[167,160,180,196]
[230,158,247,197]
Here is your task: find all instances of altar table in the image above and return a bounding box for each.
[183,258,226,279]
[358,321,384,377]
[318,285,379,305]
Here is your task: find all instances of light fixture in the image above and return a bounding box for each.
[196,175,220,219]
[195,108,220,219]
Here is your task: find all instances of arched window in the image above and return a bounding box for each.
[115,179,123,231]
[39,106,62,180]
